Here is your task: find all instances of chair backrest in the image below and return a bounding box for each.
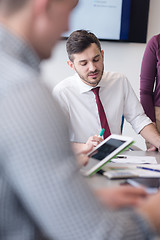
[121,115,124,134]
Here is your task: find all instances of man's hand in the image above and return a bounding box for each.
[86,134,103,147]
[77,134,103,166]
[145,139,157,152]
[137,191,160,235]
[72,142,94,166]
[72,134,103,166]
[147,145,157,152]
[94,185,148,209]
[140,123,160,151]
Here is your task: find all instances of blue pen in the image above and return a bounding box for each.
[99,128,105,137]
[137,166,160,173]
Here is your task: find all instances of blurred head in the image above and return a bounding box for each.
[66,30,104,87]
[0,0,78,59]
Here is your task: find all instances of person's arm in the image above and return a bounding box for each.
[94,185,147,209]
[137,192,160,236]
[140,35,159,122]
[140,123,160,150]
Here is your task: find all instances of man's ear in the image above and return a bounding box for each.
[101,50,104,60]
[67,60,75,70]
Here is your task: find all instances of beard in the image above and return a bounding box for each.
[75,65,104,86]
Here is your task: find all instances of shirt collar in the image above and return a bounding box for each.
[76,72,107,94]
[0,24,41,73]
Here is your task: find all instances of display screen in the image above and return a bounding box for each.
[62,0,150,43]
[89,138,125,161]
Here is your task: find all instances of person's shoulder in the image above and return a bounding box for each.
[147,34,160,48]
[103,71,129,89]
[105,71,127,81]
[150,34,160,41]
[0,50,38,99]
[53,75,76,94]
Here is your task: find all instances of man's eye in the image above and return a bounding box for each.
[93,58,99,62]
[80,62,87,66]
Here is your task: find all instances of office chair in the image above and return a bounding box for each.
[121,115,124,134]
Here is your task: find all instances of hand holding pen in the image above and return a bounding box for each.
[86,128,105,147]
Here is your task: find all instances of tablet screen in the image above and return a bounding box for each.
[82,134,134,176]
[89,138,125,160]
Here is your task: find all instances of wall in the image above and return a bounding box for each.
[41,0,160,150]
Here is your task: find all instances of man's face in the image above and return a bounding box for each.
[71,43,104,87]
[48,0,78,48]
[32,0,78,59]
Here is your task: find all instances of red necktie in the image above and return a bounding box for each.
[92,87,111,139]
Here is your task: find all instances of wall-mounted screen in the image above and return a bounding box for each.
[63,0,150,43]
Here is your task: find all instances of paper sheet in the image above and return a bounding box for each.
[111,155,157,164]
[103,164,160,179]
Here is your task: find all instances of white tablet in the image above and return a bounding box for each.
[81,134,134,176]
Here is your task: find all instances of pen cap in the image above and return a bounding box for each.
[99,128,105,137]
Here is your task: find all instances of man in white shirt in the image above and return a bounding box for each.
[53,30,160,150]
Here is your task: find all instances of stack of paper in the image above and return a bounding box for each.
[103,165,160,179]
[102,155,160,179]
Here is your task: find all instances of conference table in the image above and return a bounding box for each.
[86,150,160,189]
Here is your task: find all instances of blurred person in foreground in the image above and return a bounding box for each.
[0,0,160,239]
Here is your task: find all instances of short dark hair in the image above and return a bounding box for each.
[66,30,101,61]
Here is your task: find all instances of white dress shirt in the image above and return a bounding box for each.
[53,72,152,143]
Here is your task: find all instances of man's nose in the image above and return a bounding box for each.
[89,62,96,72]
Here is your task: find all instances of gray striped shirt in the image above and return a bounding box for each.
[0,25,156,240]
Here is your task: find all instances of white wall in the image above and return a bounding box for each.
[41,0,160,150]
